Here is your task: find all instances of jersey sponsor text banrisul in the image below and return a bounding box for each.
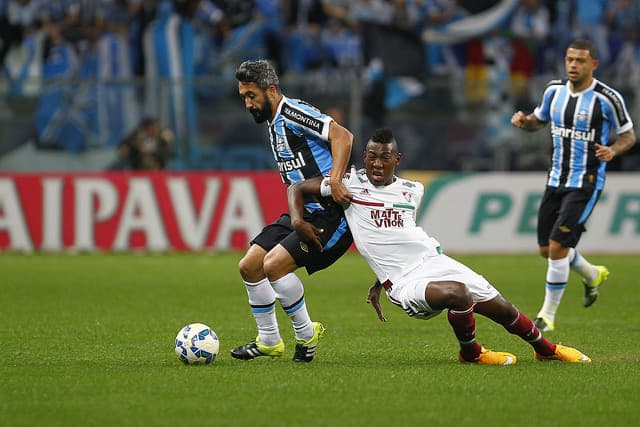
[551,124,596,142]
[277,151,307,172]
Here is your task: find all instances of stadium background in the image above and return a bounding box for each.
[1,0,640,252]
[2,3,640,426]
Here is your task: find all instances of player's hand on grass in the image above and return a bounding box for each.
[292,220,324,252]
[366,281,387,322]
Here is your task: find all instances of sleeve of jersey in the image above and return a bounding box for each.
[281,102,332,140]
[533,85,555,122]
[413,182,425,220]
[609,91,634,134]
[319,169,354,198]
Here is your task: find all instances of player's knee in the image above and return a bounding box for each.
[538,246,549,258]
[263,247,298,281]
[262,253,286,281]
[238,255,262,282]
[473,295,517,324]
[548,241,570,259]
[428,281,472,310]
[262,255,277,280]
[490,296,518,323]
[448,283,473,309]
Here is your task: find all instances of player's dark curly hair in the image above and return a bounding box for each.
[235,60,280,91]
[370,128,395,144]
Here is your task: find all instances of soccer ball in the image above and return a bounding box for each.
[174,323,220,365]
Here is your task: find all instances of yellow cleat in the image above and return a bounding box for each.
[293,322,325,362]
[459,347,517,365]
[533,316,555,332]
[230,337,285,360]
[583,265,609,308]
[535,344,591,363]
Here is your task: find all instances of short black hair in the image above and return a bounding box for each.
[568,39,597,60]
[370,128,395,144]
[235,60,280,91]
[140,116,158,127]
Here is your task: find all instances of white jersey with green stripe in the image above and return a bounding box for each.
[321,168,441,285]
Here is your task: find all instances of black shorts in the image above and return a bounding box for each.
[251,205,353,275]
[537,186,601,248]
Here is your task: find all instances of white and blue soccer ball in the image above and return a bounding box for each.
[174,323,220,365]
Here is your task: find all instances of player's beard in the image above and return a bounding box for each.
[250,101,273,123]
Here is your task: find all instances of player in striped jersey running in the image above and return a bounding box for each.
[288,128,590,365]
[511,39,636,332]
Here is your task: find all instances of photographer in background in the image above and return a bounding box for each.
[113,116,174,170]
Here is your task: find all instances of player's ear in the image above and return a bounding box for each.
[396,152,402,165]
[266,84,278,99]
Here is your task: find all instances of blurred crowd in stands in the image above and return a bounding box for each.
[1,0,639,170]
[2,0,639,83]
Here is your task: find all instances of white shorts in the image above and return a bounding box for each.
[384,254,500,319]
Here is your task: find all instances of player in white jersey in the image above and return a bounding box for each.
[288,128,592,365]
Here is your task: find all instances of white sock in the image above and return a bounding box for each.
[244,278,281,346]
[538,256,570,323]
[569,248,598,283]
[271,273,314,342]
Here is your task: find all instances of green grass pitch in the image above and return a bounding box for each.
[1,252,639,426]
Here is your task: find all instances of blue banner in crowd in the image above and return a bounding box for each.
[422,0,519,44]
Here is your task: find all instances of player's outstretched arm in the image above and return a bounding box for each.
[367,280,387,322]
[287,178,325,252]
[327,121,354,206]
[511,111,546,131]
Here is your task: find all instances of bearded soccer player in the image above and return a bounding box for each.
[511,39,635,331]
[288,128,591,365]
[231,59,354,362]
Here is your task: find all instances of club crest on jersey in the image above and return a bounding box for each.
[577,110,589,122]
[360,188,370,195]
[276,136,287,152]
[401,191,412,203]
[299,241,309,252]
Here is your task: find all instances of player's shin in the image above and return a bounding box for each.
[244,278,281,346]
[569,248,597,281]
[447,302,482,361]
[271,273,314,342]
[503,310,555,357]
[538,256,570,323]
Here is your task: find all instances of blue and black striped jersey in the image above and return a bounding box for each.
[268,96,335,211]
[534,79,633,190]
